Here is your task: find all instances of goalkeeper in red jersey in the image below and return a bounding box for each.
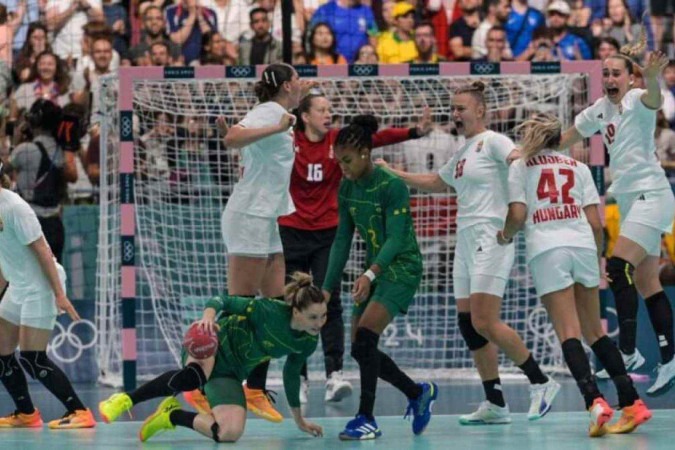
[322,116,438,440]
[279,94,434,403]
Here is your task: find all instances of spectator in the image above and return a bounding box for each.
[448,0,481,61]
[256,0,304,48]
[71,35,115,124]
[127,5,183,66]
[306,22,347,65]
[148,40,174,66]
[651,0,674,52]
[103,0,129,57]
[0,0,25,67]
[416,0,450,58]
[76,21,120,73]
[165,0,218,64]
[4,0,39,55]
[354,43,378,63]
[7,99,78,262]
[12,22,51,83]
[471,0,512,60]
[198,0,246,64]
[377,1,417,63]
[473,25,510,62]
[601,0,644,50]
[45,0,104,67]
[567,0,591,27]
[10,51,71,122]
[413,21,446,63]
[547,1,591,60]
[595,36,620,60]
[238,7,282,65]
[656,109,675,173]
[519,26,556,61]
[311,0,378,63]
[663,60,675,128]
[506,0,545,58]
[196,30,231,65]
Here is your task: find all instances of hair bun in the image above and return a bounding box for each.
[471,81,486,93]
[350,114,379,135]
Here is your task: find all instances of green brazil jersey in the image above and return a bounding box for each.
[204,295,318,408]
[323,166,423,291]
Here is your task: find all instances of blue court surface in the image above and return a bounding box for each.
[1,378,674,449]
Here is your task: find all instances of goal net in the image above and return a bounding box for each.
[97,64,600,387]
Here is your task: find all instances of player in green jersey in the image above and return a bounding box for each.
[322,116,438,441]
[98,272,325,443]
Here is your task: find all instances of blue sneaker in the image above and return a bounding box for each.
[338,414,382,441]
[404,382,438,435]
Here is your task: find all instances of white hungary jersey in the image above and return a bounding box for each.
[0,189,56,295]
[226,101,296,218]
[439,130,515,231]
[574,88,670,195]
[508,150,600,262]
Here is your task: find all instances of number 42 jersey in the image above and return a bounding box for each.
[508,150,600,262]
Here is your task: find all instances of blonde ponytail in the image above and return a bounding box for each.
[515,113,562,160]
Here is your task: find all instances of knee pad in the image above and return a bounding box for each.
[350,327,379,364]
[18,351,53,380]
[606,257,635,292]
[211,422,221,442]
[458,313,489,351]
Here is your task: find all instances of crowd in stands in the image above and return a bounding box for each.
[0,0,674,269]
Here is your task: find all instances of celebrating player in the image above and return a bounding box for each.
[219,63,314,421]
[0,163,96,429]
[98,272,326,443]
[377,81,559,425]
[500,113,652,437]
[322,116,437,440]
[281,93,434,403]
[559,44,675,395]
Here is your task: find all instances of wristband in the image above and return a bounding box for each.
[363,269,376,282]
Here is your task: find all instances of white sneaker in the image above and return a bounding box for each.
[647,357,675,396]
[325,371,353,402]
[596,349,645,379]
[299,377,309,404]
[527,378,560,421]
[458,401,511,425]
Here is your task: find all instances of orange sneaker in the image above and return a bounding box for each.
[607,399,652,434]
[0,409,43,428]
[588,397,613,438]
[184,389,212,415]
[48,409,97,429]
[243,384,283,423]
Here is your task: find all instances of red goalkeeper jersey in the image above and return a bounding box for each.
[278,127,414,230]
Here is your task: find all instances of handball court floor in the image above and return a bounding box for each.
[2,378,675,450]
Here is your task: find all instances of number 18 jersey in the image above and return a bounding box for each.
[508,150,600,262]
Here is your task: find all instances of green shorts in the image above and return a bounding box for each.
[352,278,418,318]
[180,348,246,408]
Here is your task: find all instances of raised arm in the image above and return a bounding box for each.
[224,113,295,149]
[372,107,433,148]
[639,52,669,110]
[374,159,451,193]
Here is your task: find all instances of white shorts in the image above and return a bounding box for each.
[453,222,515,299]
[529,247,599,297]
[0,266,66,330]
[616,188,675,256]
[221,207,283,257]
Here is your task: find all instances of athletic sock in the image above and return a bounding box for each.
[591,336,639,408]
[482,378,506,408]
[169,409,197,429]
[607,257,639,355]
[518,354,548,385]
[129,362,206,405]
[645,291,675,363]
[562,339,602,409]
[0,353,35,414]
[18,351,85,413]
[378,350,422,400]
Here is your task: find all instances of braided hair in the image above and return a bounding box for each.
[334,115,379,152]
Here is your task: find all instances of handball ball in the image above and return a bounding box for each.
[183,323,218,359]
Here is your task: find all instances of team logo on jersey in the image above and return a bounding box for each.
[349,207,357,216]
[638,194,646,201]
[597,113,603,119]
[475,141,484,153]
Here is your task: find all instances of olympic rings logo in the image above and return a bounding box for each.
[472,63,497,75]
[121,115,132,138]
[228,66,253,78]
[351,65,376,76]
[122,240,134,263]
[48,320,97,364]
